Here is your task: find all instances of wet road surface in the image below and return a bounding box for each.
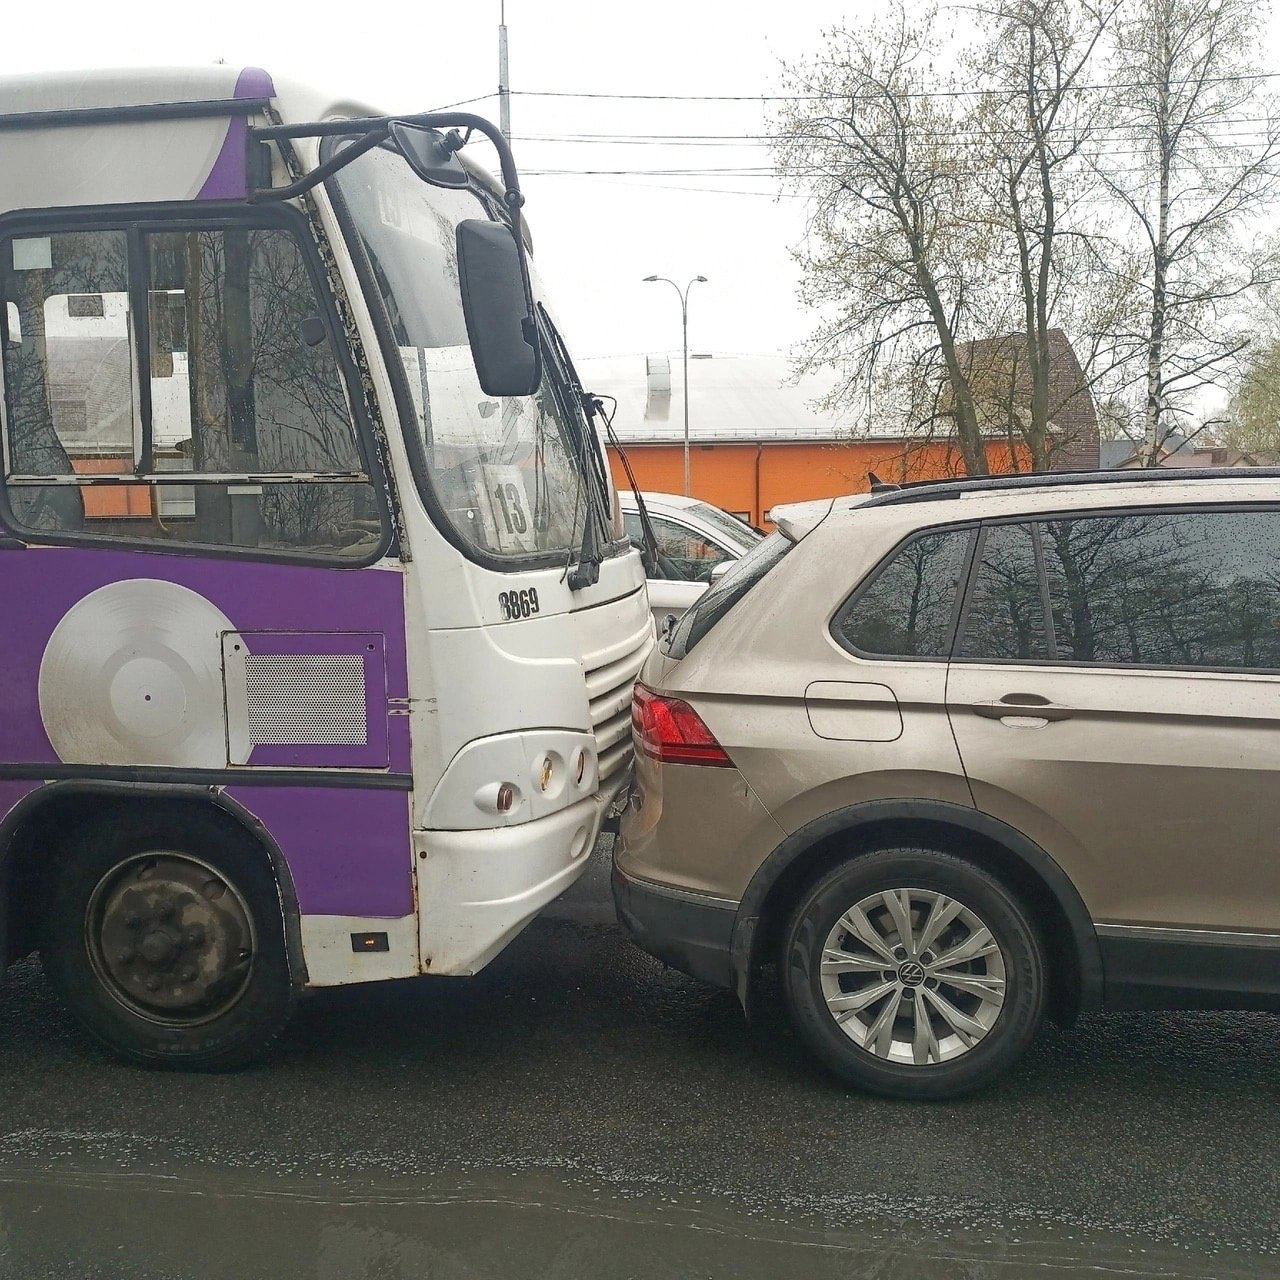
[0,840,1277,1278]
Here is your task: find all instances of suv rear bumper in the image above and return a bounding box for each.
[611,863,737,988]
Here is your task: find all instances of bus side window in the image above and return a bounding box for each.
[0,218,382,561]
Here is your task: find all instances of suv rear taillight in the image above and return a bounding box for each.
[632,683,733,768]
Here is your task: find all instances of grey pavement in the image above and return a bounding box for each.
[0,834,1276,1278]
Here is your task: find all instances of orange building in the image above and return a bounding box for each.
[606,436,1022,529]
[583,353,1032,529]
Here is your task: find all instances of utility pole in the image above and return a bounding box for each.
[498,0,512,145]
[643,275,708,496]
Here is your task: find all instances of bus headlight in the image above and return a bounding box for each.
[474,780,523,817]
[423,729,599,829]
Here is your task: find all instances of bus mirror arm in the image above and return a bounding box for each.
[248,110,525,214]
[246,122,391,204]
[249,109,540,398]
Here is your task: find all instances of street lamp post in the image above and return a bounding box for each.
[643,274,707,497]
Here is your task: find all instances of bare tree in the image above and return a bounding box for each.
[968,0,1137,469]
[773,3,997,475]
[1097,0,1280,465]
[776,0,1145,474]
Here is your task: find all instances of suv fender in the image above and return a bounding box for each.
[730,797,1103,1017]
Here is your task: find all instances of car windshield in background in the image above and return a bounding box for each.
[329,144,589,564]
[690,501,762,550]
[667,530,792,657]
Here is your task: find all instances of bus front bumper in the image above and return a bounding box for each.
[414,768,630,975]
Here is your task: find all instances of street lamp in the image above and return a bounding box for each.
[643,274,707,497]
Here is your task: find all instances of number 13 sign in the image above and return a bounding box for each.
[479,464,539,553]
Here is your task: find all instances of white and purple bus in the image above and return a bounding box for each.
[0,67,651,1066]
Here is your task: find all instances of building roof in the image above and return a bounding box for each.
[1098,435,1276,469]
[579,353,865,444]
[580,349,1099,462]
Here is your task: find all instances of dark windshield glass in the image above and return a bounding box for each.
[330,145,590,562]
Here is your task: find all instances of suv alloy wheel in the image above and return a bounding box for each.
[782,848,1046,1099]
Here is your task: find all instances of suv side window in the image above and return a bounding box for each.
[833,527,973,658]
[956,522,1052,661]
[1041,509,1280,670]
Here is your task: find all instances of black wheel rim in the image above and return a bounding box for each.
[85,853,257,1027]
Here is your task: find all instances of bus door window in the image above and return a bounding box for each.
[1,218,382,562]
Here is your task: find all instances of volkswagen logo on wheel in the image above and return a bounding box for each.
[898,960,927,988]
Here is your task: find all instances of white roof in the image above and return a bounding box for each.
[579,353,861,444]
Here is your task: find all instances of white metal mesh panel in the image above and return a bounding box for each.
[243,653,368,745]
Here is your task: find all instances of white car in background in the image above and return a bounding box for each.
[621,492,762,629]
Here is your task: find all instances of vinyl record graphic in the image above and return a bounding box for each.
[38,579,235,768]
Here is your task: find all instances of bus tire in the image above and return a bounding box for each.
[41,810,295,1070]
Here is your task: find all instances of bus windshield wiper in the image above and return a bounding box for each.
[582,390,659,576]
[537,307,614,590]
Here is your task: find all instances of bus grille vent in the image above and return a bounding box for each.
[583,621,653,782]
[244,653,368,745]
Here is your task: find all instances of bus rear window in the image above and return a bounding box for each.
[667,531,793,658]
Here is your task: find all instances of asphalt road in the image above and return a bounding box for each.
[0,836,1277,1278]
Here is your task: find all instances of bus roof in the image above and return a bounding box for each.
[0,66,278,123]
[0,68,507,219]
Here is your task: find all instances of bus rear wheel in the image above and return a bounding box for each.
[41,812,295,1070]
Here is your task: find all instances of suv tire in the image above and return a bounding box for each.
[41,811,296,1070]
[781,848,1045,1099]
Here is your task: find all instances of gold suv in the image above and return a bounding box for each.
[615,470,1280,1098]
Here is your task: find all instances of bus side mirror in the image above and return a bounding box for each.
[456,219,541,397]
[4,302,20,346]
[389,121,470,189]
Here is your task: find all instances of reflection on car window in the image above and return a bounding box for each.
[623,510,643,545]
[957,523,1051,661]
[649,515,733,583]
[1041,510,1280,670]
[689,501,762,551]
[835,528,972,657]
[668,531,792,657]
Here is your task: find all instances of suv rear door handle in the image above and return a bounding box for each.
[971,697,1075,724]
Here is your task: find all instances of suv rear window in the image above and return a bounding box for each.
[956,507,1280,670]
[666,531,792,658]
[955,523,1052,661]
[833,527,974,658]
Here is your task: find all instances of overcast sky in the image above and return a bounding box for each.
[6,0,1280,372]
[0,0,855,363]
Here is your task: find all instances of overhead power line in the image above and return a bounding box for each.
[508,72,1280,103]
[425,92,498,112]
[514,127,1280,152]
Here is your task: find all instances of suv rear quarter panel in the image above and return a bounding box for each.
[651,509,975,896]
[619,741,785,898]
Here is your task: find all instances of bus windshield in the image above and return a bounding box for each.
[330,144,592,564]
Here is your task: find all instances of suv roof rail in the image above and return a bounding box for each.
[859,466,1280,509]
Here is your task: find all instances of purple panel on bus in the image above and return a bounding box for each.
[0,545,412,919]
[196,67,277,202]
[227,785,413,918]
[0,546,409,771]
